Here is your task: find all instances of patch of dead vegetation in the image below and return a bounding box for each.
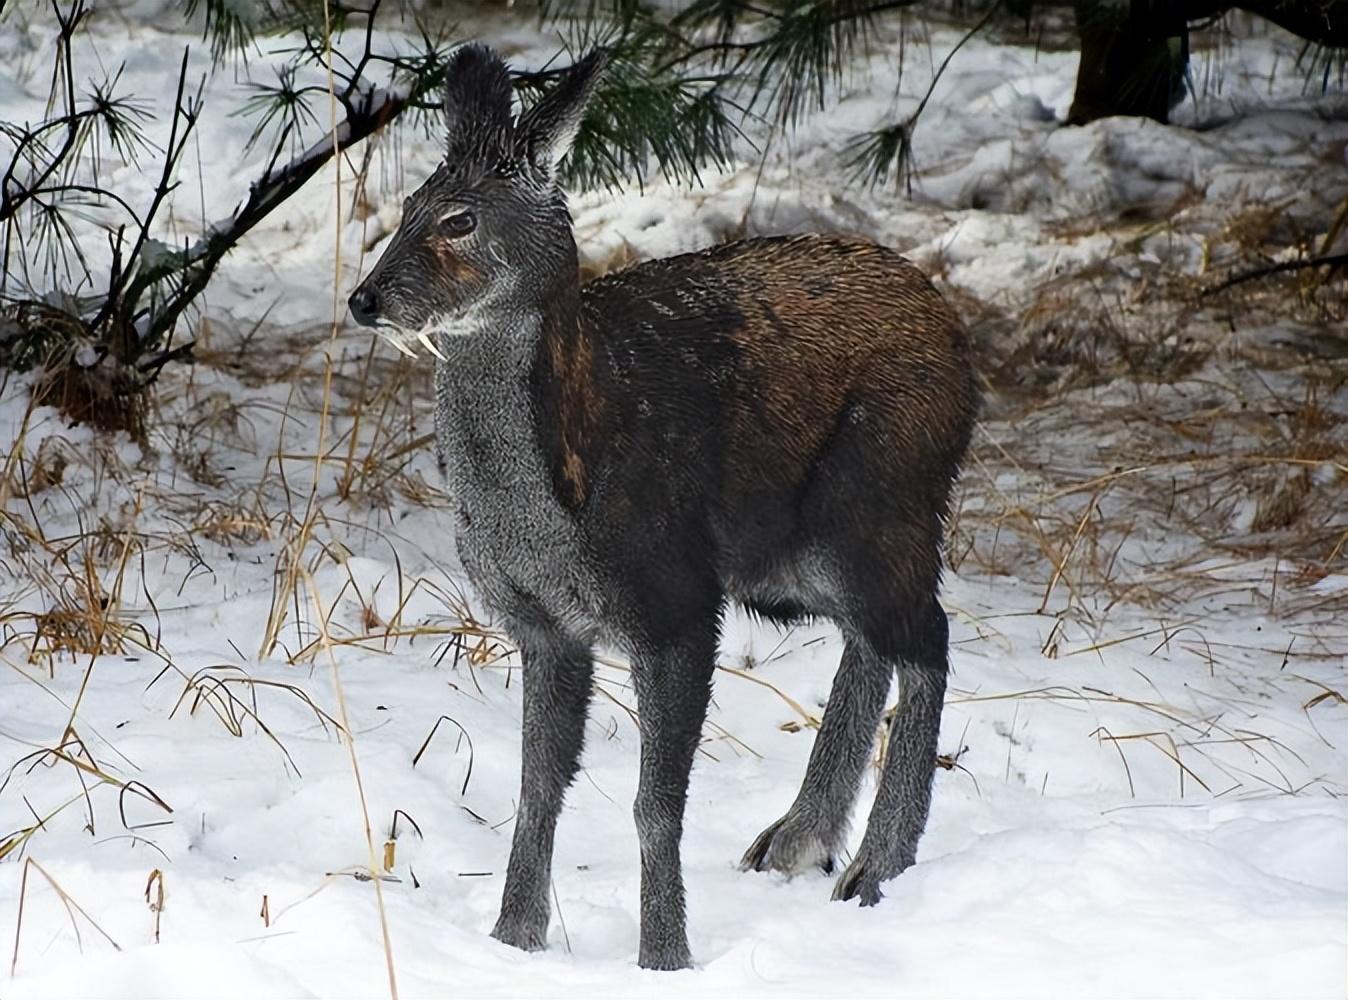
[954,359,1347,622]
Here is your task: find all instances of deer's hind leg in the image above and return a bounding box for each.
[833,594,948,905]
[740,631,891,876]
[742,394,952,890]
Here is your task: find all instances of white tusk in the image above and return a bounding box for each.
[417,331,447,361]
[382,335,418,359]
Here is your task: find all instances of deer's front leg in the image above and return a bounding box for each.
[629,626,718,971]
[491,627,594,952]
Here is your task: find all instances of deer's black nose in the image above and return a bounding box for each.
[348,285,381,326]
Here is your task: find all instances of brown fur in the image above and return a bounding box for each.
[432,240,487,291]
[717,237,969,499]
[540,235,973,538]
[536,290,611,509]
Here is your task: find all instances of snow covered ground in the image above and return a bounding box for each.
[1,6,1345,998]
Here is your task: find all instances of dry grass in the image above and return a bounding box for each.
[948,171,1347,620]
[954,360,1347,620]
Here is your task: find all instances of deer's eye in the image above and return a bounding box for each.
[440,211,477,238]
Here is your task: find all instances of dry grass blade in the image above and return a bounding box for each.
[0,737,173,837]
[1061,619,1206,658]
[0,793,86,863]
[145,868,165,944]
[55,485,148,747]
[411,715,475,796]
[299,564,398,999]
[10,857,122,977]
[148,662,340,775]
[1038,487,1102,613]
[711,661,823,730]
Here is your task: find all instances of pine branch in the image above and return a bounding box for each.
[847,0,1001,190]
[135,77,415,346]
[240,63,326,156]
[516,24,745,189]
[105,48,205,345]
[185,0,260,64]
[0,1,87,229]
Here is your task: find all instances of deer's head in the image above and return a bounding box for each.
[347,44,605,354]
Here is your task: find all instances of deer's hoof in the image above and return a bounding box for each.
[740,813,835,875]
[831,858,885,907]
[833,843,916,906]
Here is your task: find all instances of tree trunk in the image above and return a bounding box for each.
[1067,1,1348,125]
[1068,0,1191,124]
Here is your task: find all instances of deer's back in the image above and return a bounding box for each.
[537,235,976,627]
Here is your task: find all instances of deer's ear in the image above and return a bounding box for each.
[516,49,608,178]
[443,43,514,156]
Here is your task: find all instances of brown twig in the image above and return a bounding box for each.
[1204,252,1348,295]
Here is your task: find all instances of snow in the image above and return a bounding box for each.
[2,6,1346,999]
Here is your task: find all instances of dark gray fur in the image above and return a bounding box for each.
[348,43,978,971]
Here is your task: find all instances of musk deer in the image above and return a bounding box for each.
[348,43,978,971]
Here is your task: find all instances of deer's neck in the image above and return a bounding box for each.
[432,303,543,478]
[430,288,603,632]
[432,280,607,517]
